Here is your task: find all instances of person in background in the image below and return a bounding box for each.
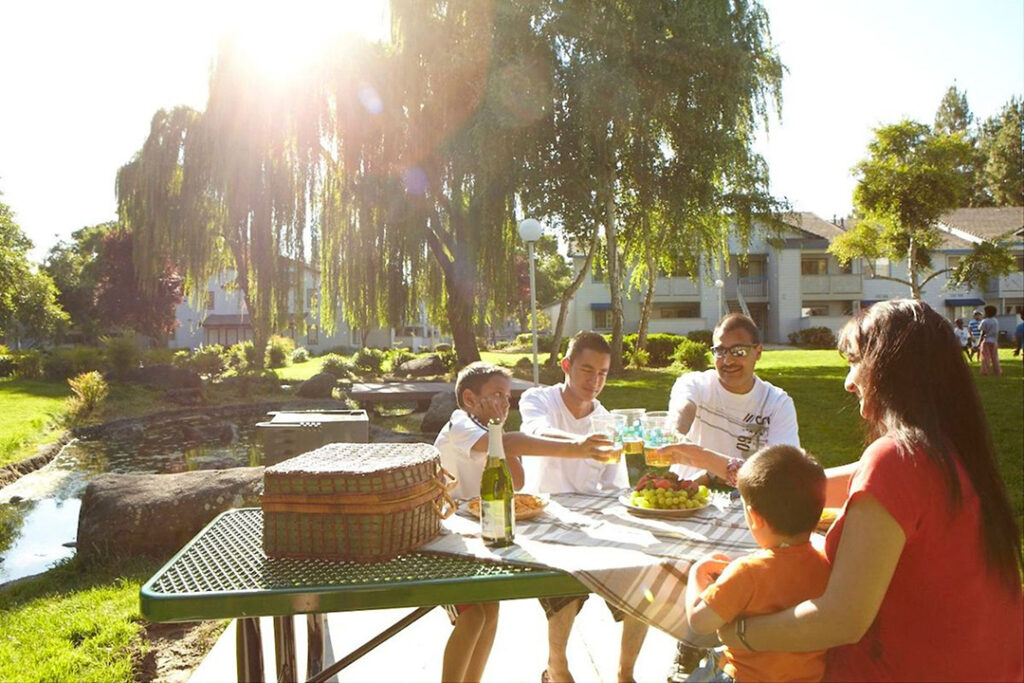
[434,362,611,683]
[518,331,648,683]
[1013,310,1024,362]
[968,309,983,349]
[978,304,1001,376]
[701,299,1022,681]
[952,317,974,362]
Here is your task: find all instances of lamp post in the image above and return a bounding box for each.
[517,218,543,386]
[714,278,725,320]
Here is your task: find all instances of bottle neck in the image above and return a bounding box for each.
[487,422,506,461]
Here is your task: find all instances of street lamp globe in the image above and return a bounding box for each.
[517,218,543,243]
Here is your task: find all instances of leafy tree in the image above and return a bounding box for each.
[0,195,68,346]
[94,230,183,345]
[513,235,570,332]
[831,119,1011,298]
[933,83,990,207]
[978,97,1024,206]
[43,222,116,343]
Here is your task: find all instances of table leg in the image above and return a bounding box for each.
[273,615,298,683]
[306,613,326,677]
[236,617,264,682]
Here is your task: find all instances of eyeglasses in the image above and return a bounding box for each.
[710,344,757,359]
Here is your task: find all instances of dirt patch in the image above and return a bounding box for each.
[136,620,226,683]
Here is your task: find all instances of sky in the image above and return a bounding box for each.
[1,0,1021,263]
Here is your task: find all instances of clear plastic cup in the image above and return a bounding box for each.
[590,413,625,464]
[642,410,677,466]
[610,408,646,452]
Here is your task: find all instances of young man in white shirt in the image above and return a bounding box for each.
[659,313,801,681]
[519,331,646,683]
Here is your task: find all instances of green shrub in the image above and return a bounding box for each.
[643,333,688,367]
[320,353,353,378]
[494,340,510,350]
[101,334,141,381]
[433,343,452,353]
[192,345,227,376]
[225,341,254,372]
[171,349,192,368]
[514,333,553,350]
[143,348,177,366]
[265,335,295,368]
[672,338,711,372]
[0,355,14,378]
[14,350,43,379]
[291,347,310,364]
[788,326,837,349]
[626,347,650,369]
[43,347,105,382]
[686,329,714,347]
[0,344,8,355]
[437,348,457,372]
[385,348,415,374]
[353,347,385,374]
[65,371,109,424]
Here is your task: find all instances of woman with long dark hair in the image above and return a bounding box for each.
[704,299,1023,680]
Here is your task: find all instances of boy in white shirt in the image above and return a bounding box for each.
[434,361,610,682]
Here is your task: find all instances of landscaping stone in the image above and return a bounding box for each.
[165,387,205,405]
[396,354,444,377]
[420,390,457,436]
[76,467,263,563]
[127,364,202,389]
[369,424,431,444]
[295,372,337,398]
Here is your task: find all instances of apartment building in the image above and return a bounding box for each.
[544,208,1023,345]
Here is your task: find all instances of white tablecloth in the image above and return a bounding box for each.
[421,489,758,640]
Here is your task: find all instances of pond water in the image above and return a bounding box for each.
[0,410,268,584]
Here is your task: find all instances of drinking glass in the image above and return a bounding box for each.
[590,413,625,464]
[611,408,647,484]
[642,410,677,466]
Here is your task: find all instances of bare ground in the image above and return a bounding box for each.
[136,620,226,683]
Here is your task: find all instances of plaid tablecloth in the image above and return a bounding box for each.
[421,489,758,640]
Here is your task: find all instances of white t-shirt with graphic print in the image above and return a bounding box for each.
[667,369,800,480]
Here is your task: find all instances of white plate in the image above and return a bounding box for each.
[618,493,711,519]
[464,494,550,521]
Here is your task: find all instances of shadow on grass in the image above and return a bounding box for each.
[0,555,160,612]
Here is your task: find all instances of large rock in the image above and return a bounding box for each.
[420,390,457,436]
[295,372,337,399]
[76,467,263,563]
[127,364,202,389]
[396,354,444,377]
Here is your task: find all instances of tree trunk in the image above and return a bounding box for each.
[605,165,625,375]
[546,225,600,367]
[636,249,657,353]
[445,271,481,367]
[908,235,922,299]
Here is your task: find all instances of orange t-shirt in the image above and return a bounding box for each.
[701,543,830,682]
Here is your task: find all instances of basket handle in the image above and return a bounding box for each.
[432,481,457,519]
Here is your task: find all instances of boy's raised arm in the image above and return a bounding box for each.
[502,431,611,460]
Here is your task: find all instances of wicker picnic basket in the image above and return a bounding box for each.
[261,442,456,562]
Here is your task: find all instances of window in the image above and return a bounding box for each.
[658,257,693,278]
[591,260,606,283]
[801,257,827,276]
[870,258,891,278]
[306,288,317,311]
[656,303,700,318]
[801,301,830,317]
[838,259,853,274]
[593,310,612,329]
[205,290,215,309]
[738,257,766,278]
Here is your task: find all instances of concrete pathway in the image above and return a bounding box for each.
[191,597,679,682]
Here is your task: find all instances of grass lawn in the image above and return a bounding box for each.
[0,378,71,468]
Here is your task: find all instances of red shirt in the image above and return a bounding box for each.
[824,437,1023,682]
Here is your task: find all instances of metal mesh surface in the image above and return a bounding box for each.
[149,509,544,596]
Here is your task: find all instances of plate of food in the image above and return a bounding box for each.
[619,472,712,519]
[465,493,549,521]
[816,507,841,533]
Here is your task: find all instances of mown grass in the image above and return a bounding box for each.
[0,378,70,468]
[0,557,158,681]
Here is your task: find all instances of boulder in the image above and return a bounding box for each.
[396,354,444,377]
[76,467,263,563]
[165,387,204,405]
[420,390,457,436]
[295,372,337,399]
[369,424,432,444]
[127,364,202,389]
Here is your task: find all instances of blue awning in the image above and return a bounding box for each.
[945,298,985,307]
[590,302,612,311]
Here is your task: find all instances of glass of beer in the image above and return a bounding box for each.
[590,414,625,464]
[642,411,676,467]
[611,408,647,484]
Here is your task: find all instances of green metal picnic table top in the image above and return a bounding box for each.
[140,508,587,623]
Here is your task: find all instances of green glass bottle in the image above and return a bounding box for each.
[479,418,515,547]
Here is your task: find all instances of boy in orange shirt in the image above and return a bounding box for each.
[685,445,830,682]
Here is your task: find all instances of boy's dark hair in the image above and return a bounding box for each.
[737,445,826,536]
[454,362,511,409]
[984,305,997,317]
[565,330,611,364]
[715,313,761,345]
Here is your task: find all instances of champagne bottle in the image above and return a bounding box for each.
[479,418,515,547]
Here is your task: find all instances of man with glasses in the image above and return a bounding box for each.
[664,313,800,681]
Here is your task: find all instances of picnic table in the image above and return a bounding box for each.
[140,490,757,682]
[348,378,535,412]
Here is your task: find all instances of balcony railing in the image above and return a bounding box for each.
[726,276,767,299]
[654,277,700,297]
[801,274,863,295]
[985,271,1024,296]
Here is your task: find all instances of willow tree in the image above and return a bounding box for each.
[118,42,324,367]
